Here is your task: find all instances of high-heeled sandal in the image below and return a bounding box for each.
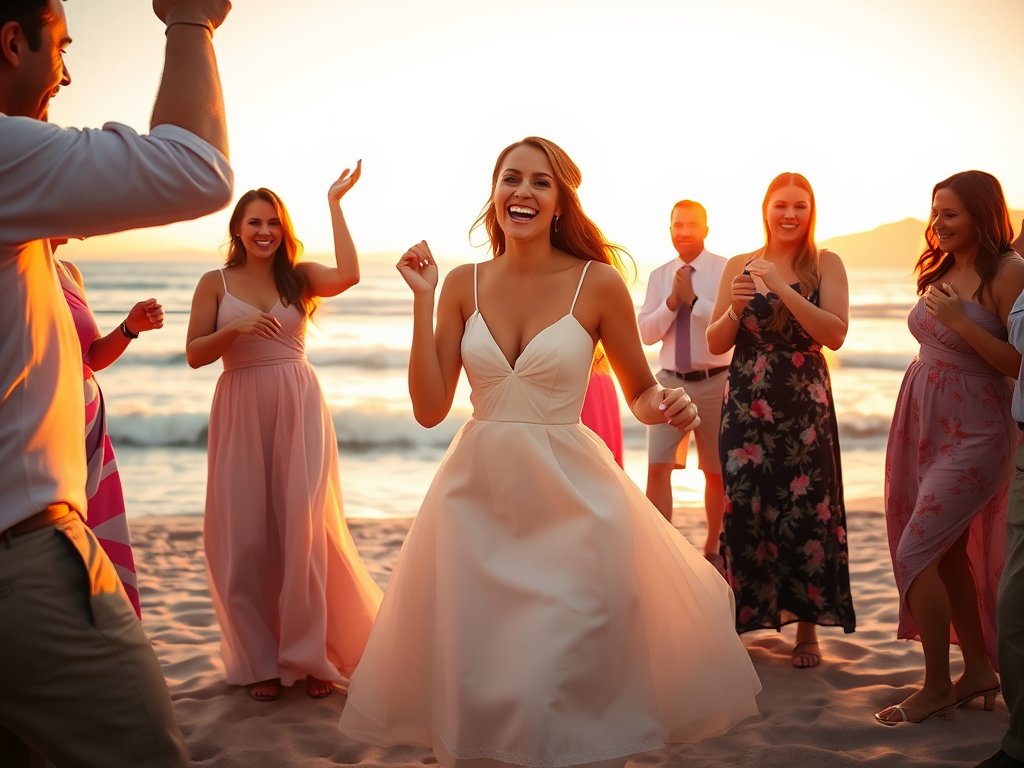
[955,686,1000,711]
[874,703,956,726]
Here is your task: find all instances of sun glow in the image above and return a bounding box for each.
[53,0,1024,271]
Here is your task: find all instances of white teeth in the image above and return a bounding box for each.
[509,206,537,215]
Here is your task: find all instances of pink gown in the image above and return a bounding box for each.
[884,299,1019,668]
[339,262,760,768]
[204,270,383,687]
[580,365,624,467]
[57,262,141,618]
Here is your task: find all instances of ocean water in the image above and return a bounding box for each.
[73,258,920,520]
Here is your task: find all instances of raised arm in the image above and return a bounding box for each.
[706,254,754,355]
[398,243,468,428]
[150,0,232,158]
[298,162,362,299]
[745,250,849,350]
[585,264,697,431]
[925,255,1024,378]
[185,270,281,368]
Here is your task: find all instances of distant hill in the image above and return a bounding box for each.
[822,210,1024,270]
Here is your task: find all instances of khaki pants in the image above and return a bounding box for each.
[1002,441,1024,761]
[0,514,188,768]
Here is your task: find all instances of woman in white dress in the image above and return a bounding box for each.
[338,137,761,767]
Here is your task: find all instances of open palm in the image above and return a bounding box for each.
[329,160,362,202]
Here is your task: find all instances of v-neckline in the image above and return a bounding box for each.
[224,290,282,315]
[475,311,584,371]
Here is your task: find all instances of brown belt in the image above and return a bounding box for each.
[1,504,75,542]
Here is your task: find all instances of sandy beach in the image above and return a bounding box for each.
[133,499,1008,768]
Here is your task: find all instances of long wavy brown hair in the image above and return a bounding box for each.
[915,170,1014,306]
[225,189,317,317]
[470,137,634,369]
[758,172,820,333]
[470,137,634,282]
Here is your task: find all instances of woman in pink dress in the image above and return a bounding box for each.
[186,164,383,701]
[580,351,624,466]
[878,171,1024,725]
[54,254,163,619]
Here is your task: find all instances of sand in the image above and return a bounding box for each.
[132,500,1008,768]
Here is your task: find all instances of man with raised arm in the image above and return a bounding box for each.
[638,200,731,571]
[976,222,1024,768]
[0,1,232,765]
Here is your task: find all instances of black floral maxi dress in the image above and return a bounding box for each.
[719,284,856,634]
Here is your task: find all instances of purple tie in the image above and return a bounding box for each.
[674,264,695,372]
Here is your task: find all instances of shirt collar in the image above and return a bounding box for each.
[676,248,709,271]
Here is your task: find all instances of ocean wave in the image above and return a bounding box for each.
[110,348,412,369]
[107,408,468,450]
[848,303,916,319]
[834,353,914,371]
[108,407,893,450]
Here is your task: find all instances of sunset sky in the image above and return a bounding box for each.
[54,0,1024,268]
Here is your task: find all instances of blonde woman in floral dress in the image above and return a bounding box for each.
[707,172,856,669]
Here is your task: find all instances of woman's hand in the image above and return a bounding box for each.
[328,160,362,203]
[657,387,701,432]
[397,241,438,296]
[730,272,756,315]
[925,282,968,331]
[744,258,786,295]
[125,299,165,335]
[227,312,282,339]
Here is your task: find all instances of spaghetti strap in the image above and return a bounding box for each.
[473,263,479,314]
[219,268,228,292]
[569,261,592,314]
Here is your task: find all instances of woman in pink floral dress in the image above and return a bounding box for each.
[707,173,856,669]
[878,171,1024,725]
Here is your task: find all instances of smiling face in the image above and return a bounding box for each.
[765,185,812,246]
[491,144,562,244]
[2,0,72,120]
[670,205,708,262]
[930,187,978,256]
[236,199,283,261]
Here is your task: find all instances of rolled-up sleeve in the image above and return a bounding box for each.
[1009,289,1024,355]
[638,266,676,346]
[0,117,233,245]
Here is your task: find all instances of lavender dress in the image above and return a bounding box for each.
[884,298,1019,668]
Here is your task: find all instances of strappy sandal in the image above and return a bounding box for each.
[874,703,956,726]
[956,685,1000,711]
[791,640,822,669]
[249,679,280,701]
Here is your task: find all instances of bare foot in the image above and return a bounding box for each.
[249,678,280,701]
[874,685,956,724]
[306,675,334,698]
[704,552,725,578]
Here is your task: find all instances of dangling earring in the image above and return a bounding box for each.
[553,215,561,233]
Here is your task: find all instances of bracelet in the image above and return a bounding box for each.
[165,20,214,37]
[119,319,139,340]
[726,307,740,322]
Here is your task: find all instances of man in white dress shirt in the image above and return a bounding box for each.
[637,201,731,568]
[976,223,1024,768]
[0,0,233,765]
